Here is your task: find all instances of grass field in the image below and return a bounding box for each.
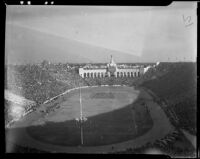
[24,86,153,146]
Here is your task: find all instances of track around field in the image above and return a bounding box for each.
[6,86,174,153]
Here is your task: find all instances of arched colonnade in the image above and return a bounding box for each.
[82,71,140,78]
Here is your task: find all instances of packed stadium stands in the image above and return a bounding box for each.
[5,63,87,125]
[5,62,196,155]
[111,130,195,157]
[5,64,87,104]
[4,100,13,125]
[139,62,196,134]
[5,62,196,130]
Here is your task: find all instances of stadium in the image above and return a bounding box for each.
[5,59,197,156]
[5,3,197,157]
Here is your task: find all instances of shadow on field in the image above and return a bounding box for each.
[6,92,153,148]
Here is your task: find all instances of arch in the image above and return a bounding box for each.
[87,73,90,78]
[91,72,93,78]
[94,72,96,78]
[131,72,133,77]
[134,72,136,77]
[117,72,119,77]
[127,72,130,77]
[101,72,104,78]
[138,72,140,77]
[84,73,86,78]
[124,72,126,77]
[98,72,100,78]
[121,72,123,77]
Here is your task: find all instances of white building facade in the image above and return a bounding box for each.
[79,56,144,78]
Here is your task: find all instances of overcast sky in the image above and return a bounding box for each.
[6,2,197,63]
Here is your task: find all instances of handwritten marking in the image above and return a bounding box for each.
[182,15,193,27]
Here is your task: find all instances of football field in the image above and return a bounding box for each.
[6,85,175,153]
[26,86,153,146]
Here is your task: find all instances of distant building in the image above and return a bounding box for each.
[79,55,144,78]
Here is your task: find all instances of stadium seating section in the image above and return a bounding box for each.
[5,62,197,155]
[139,63,196,134]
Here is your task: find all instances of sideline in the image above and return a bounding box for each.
[6,85,114,127]
[43,85,122,104]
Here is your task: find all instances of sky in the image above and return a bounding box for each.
[6,2,197,63]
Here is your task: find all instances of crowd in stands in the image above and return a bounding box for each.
[4,100,13,125]
[83,62,197,135]
[5,63,87,104]
[139,62,196,135]
[5,62,89,126]
[5,62,196,131]
[5,62,196,155]
[111,130,195,157]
